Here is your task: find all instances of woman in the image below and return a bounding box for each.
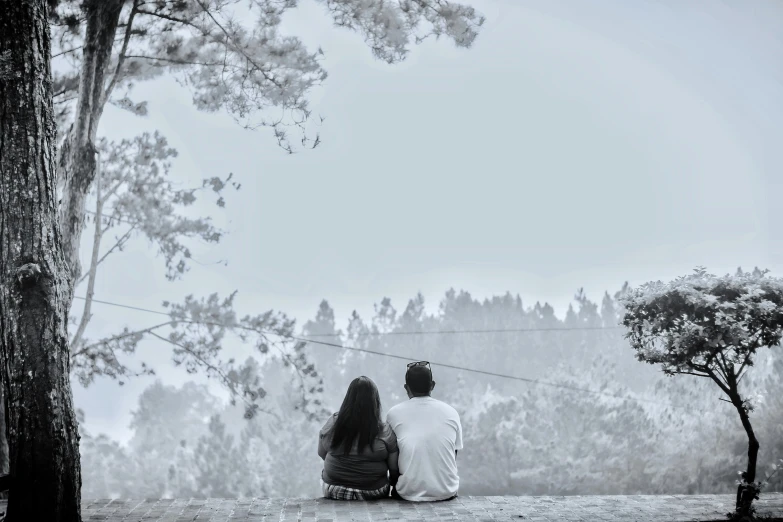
[318,376,399,500]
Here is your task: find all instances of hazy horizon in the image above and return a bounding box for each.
[70,0,782,449]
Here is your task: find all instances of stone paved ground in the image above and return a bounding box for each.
[49,493,783,521]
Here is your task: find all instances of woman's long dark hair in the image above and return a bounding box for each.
[330,376,383,455]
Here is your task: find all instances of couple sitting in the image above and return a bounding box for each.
[318,361,463,501]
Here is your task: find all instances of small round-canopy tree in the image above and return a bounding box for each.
[619,267,783,520]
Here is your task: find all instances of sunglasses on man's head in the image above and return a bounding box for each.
[407,361,430,369]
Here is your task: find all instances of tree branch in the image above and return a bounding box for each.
[75,224,136,287]
[70,320,173,360]
[736,352,753,385]
[84,208,138,227]
[53,87,75,98]
[193,0,285,91]
[71,164,106,348]
[123,54,226,67]
[736,328,764,384]
[719,351,742,390]
[689,361,709,373]
[705,367,731,396]
[54,95,78,105]
[712,354,733,390]
[99,170,132,206]
[147,330,271,415]
[53,45,84,58]
[104,0,140,104]
[135,8,202,30]
[52,36,126,59]
[675,370,711,378]
[161,315,311,411]
[148,331,229,383]
[136,3,287,93]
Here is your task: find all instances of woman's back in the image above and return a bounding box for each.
[319,413,398,490]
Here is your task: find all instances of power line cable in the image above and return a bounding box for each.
[72,295,697,412]
[305,325,625,337]
[76,296,170,317]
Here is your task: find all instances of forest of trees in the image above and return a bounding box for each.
[4,0,777,518]
[3,0,484,515]
[77,286,783,499]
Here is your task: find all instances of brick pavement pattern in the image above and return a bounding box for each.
[59,493,783,521]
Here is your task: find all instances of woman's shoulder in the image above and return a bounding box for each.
[320,412,339,434]
[379,421,396,438]
[377,422,398,451]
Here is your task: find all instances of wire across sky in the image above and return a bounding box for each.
[71,295,705,414]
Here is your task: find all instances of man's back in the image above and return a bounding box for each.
[386,396,463,501]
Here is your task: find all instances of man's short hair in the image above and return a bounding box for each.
[405,365,432,394]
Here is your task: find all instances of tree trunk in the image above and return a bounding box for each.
[0,384,8,500]
[0,0,83,520]
[728,385,760,520]
[0,0,125,496]
[57,0,125,282]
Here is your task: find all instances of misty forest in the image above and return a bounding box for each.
[0,0,781,520]
[72,288,783,499]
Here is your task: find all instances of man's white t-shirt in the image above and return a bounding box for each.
[386,396,463,501]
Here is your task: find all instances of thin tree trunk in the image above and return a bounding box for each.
[0,0,83,520]
[728,383,760,519]
[57,0,125,282]
[70,164,104,350]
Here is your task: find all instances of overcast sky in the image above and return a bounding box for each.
[73,0,783,444]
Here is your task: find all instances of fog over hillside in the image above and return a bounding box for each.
[77,287,783,498]
[47,0,781,501]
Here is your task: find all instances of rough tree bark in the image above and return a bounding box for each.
[0,385,8,500]
[0,0,83,520]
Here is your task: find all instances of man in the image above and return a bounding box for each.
[385,361,463,501]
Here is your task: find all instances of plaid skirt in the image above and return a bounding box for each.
[321,479,390,500]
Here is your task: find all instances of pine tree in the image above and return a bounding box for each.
[0,0,83,518]
[193,415,241,498]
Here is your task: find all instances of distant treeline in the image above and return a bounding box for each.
[79,287,783,498]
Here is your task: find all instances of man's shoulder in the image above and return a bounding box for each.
[391,397,459,417]
[387,401,406,417]
[431,398,460,418]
